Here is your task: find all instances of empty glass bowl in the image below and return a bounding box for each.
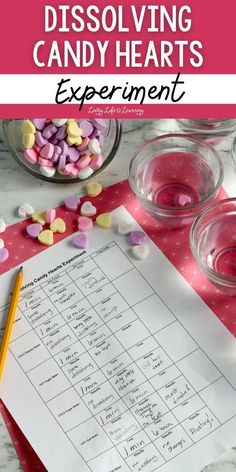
[3,119,122,183]
[190,199,236,295]
[128,134,223,228]
[177,119,236,145]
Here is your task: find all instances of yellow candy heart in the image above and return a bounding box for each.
[38,230,54,246]
[22,133,35,149]
[87,181,102,197]
[32,211,46,225]
[67,122,82,138]
[22,119,36,135]
[67,119,75,124]
[50,218,66,233]
[67,135,82,146]
[96,213,112,229]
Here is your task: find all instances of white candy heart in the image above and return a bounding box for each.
[78,166,94,180]
[18,202,35,218]
[88,138,101,155]
[52,119,68,127]
[0,238,4,249]
[0,218,6,233]
[132,244,149,260]
[80,201,97,217]
[117,222,133,236]
[40,166,56,178]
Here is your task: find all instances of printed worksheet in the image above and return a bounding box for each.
[1,206,236,472]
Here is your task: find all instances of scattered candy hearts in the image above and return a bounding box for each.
[86,181,102,197]
[32,212,46,225]
[129,231,146,246]
[18,203,35,218]
[178,194,192,207]
[0,248,9,263]
[80,201,97,217]
[117,222,133,236]
[26,223,43,239]
[0,238,4,249]
[132,244,149,260]
[0,218,6,233]
[73,233,89,249]
[45,209,56,224]
[96,213,112,229]
[64,196,81,211]
[38,230,54,246]
[50,218,66,233]
[78,216,93,232]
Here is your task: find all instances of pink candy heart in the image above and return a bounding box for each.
[78,216,93,232]
[40,143,54,160]
[0,248,9,263]
[26,223,43,238]
[73,233,89,249]
[178,194,192,207]
[64,196,81,211]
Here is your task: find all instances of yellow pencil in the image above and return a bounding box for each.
[0,266,23,380]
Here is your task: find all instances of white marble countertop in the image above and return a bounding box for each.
[0,118,236,472]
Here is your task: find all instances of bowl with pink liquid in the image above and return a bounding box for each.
[190,199,236,295]
[128,134,223,228]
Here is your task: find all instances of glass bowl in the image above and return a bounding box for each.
[3,119,122,183]
[176,119,236,145]
[190,199,236,295]
[128,134,223,228]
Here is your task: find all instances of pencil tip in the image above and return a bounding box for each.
[19,266,23,272]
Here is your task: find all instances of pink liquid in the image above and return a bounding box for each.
[139,152,215,209]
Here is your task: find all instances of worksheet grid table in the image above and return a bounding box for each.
[1,241,236,472]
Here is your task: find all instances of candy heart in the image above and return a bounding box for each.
[90,154,103,171]
[45,209,56,224]
[132,244,149,260]
[73,233,89,249]
[91,119,107,130]
[86,181,102,197]
[52,119,68,127]
[78,216,93,232]
[50,218,66,233]
[26,223,43,238]
[22,119,36,135]
[117,222,133,236]
[35,131,48,148]
[178,194,192,207]
[89,138,101,155]
[78,166,93,180]
[23,148,38,164]
[32,212,46,225]
[64,196,81,211]
[40,166,56,178]
[38,230,54,246]
[42,124,57,139]
[40,143,54,159]
[0,218,6,233]
[0,248,9,263]
[22,133,35,149]
[80,120,94,137]
[67,135,83,146]
[80,201,97,217]
[96,213,112,229]
[129,231,146,246]
[18,203,35,218]
[0,238,4,249]
[64,163,79,178]
[32,119,46,131]
[67,122,82,138]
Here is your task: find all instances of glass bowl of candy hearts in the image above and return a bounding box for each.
[3,119,122,183]
[176,119,236,145]
[128,134,223,228]
[190,198,236,295]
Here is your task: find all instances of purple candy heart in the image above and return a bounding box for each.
[42,124,57,139]
[51,145,62,163]
[0,248,9,263]
[73,233,89,249]
[55,125,67,140]
[64,196,81,211]
[49,135,59,145]
[67,147,80,163]
[58,154,66,170]
[91,119,107,130]
[35,131,48,148]
[32,119,46,131]
[129,231,146,246]
[79,120,94,138]
[59,140,69,155]
[26,223,43,238]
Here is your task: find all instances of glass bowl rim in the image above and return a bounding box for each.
[176,118,236,134]
[190,197,236,287]
[3,118,122,184]
[128,133,224,214]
